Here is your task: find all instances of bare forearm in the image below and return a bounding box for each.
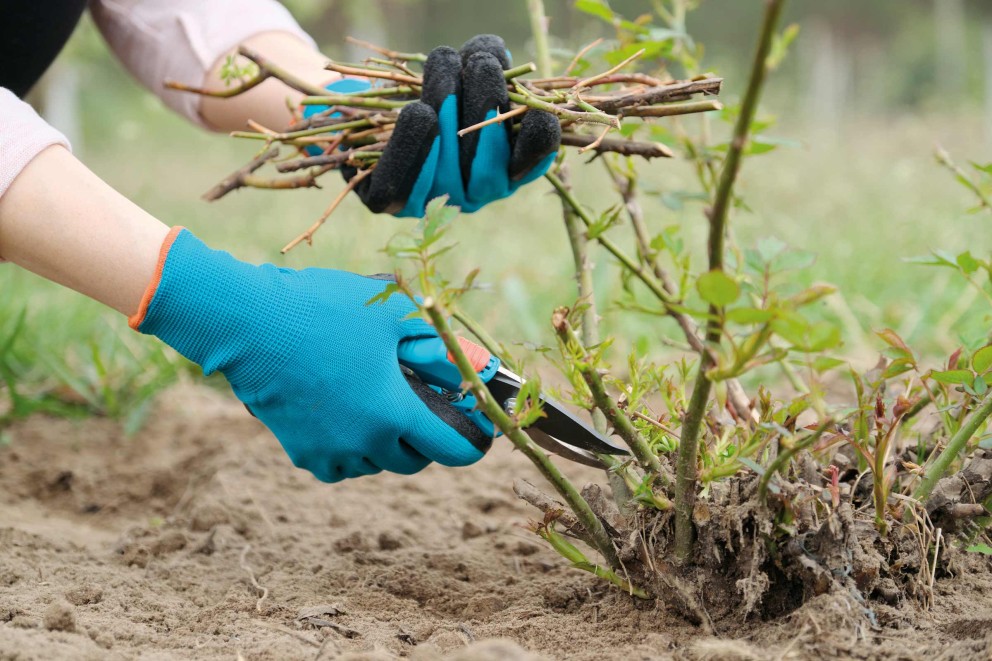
[199,32,339,132]
[0,146,169,316]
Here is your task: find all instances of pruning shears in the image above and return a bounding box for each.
[398,336,628,467]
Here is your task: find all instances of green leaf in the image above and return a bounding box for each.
[971,162,992,175]
[789,284,836,307]
[930,369,973,385]
[766,23,800,71]
[882,358,914,379]
[973,345,992,374]
[956,251,982,274]
[967,543,992,555]
[726,307,774,324]
[574,0,615,24]
[697,271,740,306]
[974,374,989,396]
[876,329,912,357]
[738,457,766,476]
[365,282,401,306]
[808,356,846,373]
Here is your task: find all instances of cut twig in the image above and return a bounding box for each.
[275,142,388,173]
[281,166,375,253]
[458,105,529,137]
[560,133,673,158]
[325,61,421,86]
[622,99,723,118]
[574,48,645,91]
[202,147,279,201]
[513,479,585,539]
[564,38,604,76]
[345,36,427,63]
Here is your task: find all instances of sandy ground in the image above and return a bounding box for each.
[2,385,992,660]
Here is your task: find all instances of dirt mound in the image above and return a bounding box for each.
[2,385,991,659]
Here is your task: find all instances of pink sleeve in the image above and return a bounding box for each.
[89,0,317,127]
[0,88,71,201]
[0,88,71,262]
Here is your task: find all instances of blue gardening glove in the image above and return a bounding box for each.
[130,228,489,483]
[309,34,561,217]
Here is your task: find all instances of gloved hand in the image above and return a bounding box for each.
[129,227,490,482]
[307,34,561,218]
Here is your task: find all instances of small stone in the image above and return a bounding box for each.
[333,531,368,553]
[150,530,187,555]
[514,541,539,556]
[190,502,230,532]
[43,600,76,632]
[461,522,483,540]
[10,615,38,629]
[90,630,115,649]
[378,532,402,551]
[65,584,103,606]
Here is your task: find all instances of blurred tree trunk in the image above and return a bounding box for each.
[26,62,83,157]
[934,0,967,97]
[985,19,992,145]
[803,20,850,136]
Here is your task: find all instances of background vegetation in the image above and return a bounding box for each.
[3,0,992,429]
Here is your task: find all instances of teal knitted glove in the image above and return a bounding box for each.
[130,228,488,482]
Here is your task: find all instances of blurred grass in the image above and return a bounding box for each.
[2,61,992,426]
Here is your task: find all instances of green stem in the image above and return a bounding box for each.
[545,172,675,306]
[300,95,409,110]
[554,313,663,476]
[913,392,992,505]
[555,167,606,434]
[526,0,554,77]
[508,90,617,127]
[673,0,787,563]
[451,307,516,371]
[757,422,830,502]
[421,298,620,568]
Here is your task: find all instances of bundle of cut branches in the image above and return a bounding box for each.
[166,38,723,252]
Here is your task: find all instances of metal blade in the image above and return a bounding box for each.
[525,427,606,468]
[486,367,628,456]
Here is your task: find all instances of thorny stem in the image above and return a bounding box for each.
[421,299,621,569]
[527,0,554,79]
[545,172,676,306]
[554,312,664,476]
[237,46,330,97]
[674,0,787,563]
[301,95,409,110]
[451,307,518,372]
[345,36,428,63]
[555,165,755,424]
[202,147,280,201]
[622,99,724,118]
[912,391,992,506]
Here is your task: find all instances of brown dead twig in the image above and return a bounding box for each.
[167,38,723,250]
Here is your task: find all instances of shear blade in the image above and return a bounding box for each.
[525,427,606,468]
[486,368,628,456]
